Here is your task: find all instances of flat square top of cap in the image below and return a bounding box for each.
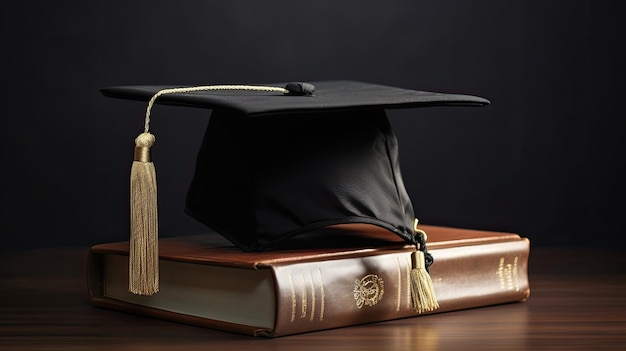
[101,80,490,117]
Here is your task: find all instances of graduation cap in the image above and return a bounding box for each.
[101,80,490,312]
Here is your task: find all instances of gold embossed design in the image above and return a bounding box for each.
[354,274,385,308]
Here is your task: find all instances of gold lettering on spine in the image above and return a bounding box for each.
[290,269,328,323]
[405,256,412,309]
[318,268,325,321]
[308,271,316,321]
[300,275,307,318]
[512,256,519,291]
[289,275,296,322]
[396,257,402,312]
[496,256,520,291]
[497,257,506,289]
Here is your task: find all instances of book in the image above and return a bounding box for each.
[87,224,530,337]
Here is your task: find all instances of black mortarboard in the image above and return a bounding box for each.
[101,80,489,312]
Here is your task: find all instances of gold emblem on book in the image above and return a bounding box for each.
[354,274,384,308]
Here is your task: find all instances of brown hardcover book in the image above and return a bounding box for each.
[87,225,530,337]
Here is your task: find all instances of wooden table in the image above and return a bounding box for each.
[1,247,625,350]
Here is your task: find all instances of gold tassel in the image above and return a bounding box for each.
[410,250,439,313]
[410,219,439,313]
[129,132,159,295]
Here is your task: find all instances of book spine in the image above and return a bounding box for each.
[267,238,530,337]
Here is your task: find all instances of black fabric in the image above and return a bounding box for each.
[185,108,415,251]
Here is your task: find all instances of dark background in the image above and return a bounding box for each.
[2,1,624,249]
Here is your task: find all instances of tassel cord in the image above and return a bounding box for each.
[414,229,434,272]
[143,85,289,133]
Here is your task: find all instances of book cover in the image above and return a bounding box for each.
[87,225,530,337]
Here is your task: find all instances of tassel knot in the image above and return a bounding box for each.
[135,132,155,148]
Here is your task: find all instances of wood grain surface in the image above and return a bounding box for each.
[1,247,625,350]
